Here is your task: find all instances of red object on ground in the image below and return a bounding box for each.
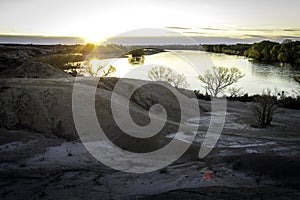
[203,170,214,181]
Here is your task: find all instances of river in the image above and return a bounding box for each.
[92,50,300,95]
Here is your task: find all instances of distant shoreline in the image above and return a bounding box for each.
[2,33,299,46]
[2,42,300,71]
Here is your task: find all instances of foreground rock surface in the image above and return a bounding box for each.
[1,127,300,200]
[1,77,300,199]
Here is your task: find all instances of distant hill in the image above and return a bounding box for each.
[0,35,85,45]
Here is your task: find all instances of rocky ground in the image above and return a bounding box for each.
[1,50,300,199]
[0,78,300,199]
[1,115,300,199]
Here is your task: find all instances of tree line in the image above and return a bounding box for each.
[203,44,251,56]
[203,40,300,65]
[246,40,300,64]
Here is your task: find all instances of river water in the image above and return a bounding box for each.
[94,50,299,95]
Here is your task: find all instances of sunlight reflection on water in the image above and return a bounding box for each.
[87,50,300,95]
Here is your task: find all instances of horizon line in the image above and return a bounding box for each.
[0,34,299,45]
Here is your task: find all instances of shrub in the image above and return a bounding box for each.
[251,93,277,127]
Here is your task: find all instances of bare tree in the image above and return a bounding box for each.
[83,61,116,77]
[228,87,243,97]
[148,66,189,88]
[198,67,244,97]
[252,90,277,127]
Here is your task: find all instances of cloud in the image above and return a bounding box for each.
[243,34,267,38]
[235,28,272,32]
[183,31,207,35]
[198,27,228,31]
[282,29,300,32]
[277,36,300,39]
[165,26,191,30]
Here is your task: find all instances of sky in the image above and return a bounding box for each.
[1,0,300,44]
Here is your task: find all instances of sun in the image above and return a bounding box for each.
[83,32,107,44]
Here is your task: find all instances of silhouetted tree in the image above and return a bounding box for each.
[252,90,277,127]
[148,66,189,88]
[227,87,243,97]
[198,67,244,97]
[83,61,116,77]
